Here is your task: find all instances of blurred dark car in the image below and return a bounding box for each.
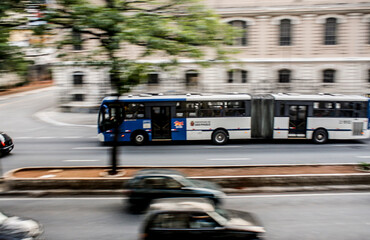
[140,198,265,240]
[125,169,225,212]
[0,132,14,156]
[0,212,43,240]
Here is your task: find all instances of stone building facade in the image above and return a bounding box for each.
[52,0,370,111]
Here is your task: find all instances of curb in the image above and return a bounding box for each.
[2,165,370,196]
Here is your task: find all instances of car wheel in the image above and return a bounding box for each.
[312,129,328,144]
[131,132,147,145]
[212,130,228,145]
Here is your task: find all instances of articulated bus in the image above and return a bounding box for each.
[98,93,370,145]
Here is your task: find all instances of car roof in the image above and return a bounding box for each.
[134,169,186,177]
[149,198,215,212]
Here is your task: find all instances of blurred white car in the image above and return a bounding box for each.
[0,212,43,240]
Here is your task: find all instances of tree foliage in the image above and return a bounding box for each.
[39,0,238,93]
[0,0,31,77]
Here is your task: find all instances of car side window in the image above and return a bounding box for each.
[189,212,219,229]
[151,213,189,229]
[165,178,182,189]
[143,177,167,189]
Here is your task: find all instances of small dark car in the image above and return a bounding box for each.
[0,132,13,156]
[125,169,225,212]
[140,198,265,240]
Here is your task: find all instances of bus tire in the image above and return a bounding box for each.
[312,129,328,144]
[212,130,228,145]
[131,131,147,145]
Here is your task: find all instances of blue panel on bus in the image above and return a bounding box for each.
[124,98,186,102]
[120,119,152,142]
[171,118,186,141]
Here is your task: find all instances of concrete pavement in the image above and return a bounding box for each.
[34,107,97,127]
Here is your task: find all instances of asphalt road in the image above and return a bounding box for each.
[0,192,369,240]
[1,87,370,173]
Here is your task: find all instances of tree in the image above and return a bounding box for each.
[38,0,238,174]
[0,0,31,78]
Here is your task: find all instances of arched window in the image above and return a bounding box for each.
[325,18,337,45]
[323,69,336,83]
[227,69,247,83]
[278,69,291,83]
[185,70,198,86]
[228,20,247,46]
[73,72,84,85]
[280,19,292,46]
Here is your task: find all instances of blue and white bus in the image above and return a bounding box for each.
[97,93,370,144]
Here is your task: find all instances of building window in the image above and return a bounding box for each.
[148,73,159,85]
[368,69,370,83]
[227,69,247,83]
[73,94,84,101]
[280,19,292,46]
[72,29,83,50]
[323,69,336,83]
[185,70,198,86]
[278,69,291,83]
[73,72,84,85]
[324,18,337,45]
[229,20,247,46]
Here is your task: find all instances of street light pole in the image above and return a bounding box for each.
[108,94,120,175]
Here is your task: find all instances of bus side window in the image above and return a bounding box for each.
[186,102,199,118]
[176,102,186,118]
[125,103,145,119]
[313,102,335,117]
[280,103,285,117]
[337,101,354,118]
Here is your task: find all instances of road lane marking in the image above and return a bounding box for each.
[207,158,251,161]
[226,192,370,199]
[73,147,110,150]
[63,136,83,139]
[63,159,101,162]
[356,156,370,159]
[204,146,243,149]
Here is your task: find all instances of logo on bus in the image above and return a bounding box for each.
[174,121,184,128]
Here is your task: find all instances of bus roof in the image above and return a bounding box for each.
[270,93,369,101]
[101,93,368,103]
[102,93,252,102]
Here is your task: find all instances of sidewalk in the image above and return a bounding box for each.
[0,81,52,96]
[35,108,97,127]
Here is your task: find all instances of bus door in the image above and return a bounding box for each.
[151,106,171,140]
[288,105,308,138]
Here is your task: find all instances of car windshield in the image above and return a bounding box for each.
[177,177,197,188]
[209,209,229,226]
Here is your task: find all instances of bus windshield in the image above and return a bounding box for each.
[98,103,124,132]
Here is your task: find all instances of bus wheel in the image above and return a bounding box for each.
[212,130,228,145]
[131,132,147,145]
[312,129,328,144]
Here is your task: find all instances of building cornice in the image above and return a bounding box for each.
[215,3,370,17]
[52,57,370,66]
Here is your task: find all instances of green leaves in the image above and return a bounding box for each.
[0,0,32,78]
[42,0,238,92]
